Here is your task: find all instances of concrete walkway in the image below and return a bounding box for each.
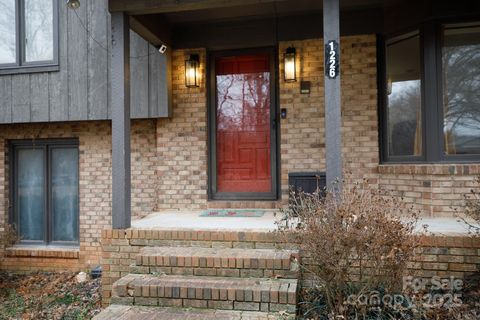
[94,305,284,319]
[132,210,478,235]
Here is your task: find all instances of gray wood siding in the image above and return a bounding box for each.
[0,0,170,124]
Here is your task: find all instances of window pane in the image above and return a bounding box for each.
[385,33,423,157]
[443,23,480,155]
[25,0,54,62]
[17,148,45,241]
[0,0,16,64]
[51,148,79,242]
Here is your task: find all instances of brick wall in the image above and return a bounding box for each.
[300,235,480,287]
[156,35,379,209]
[0,138,5,262]
[100,229,480,306]
[412,236,480,278]
[378,165,480,217]
[279,35,379,200]
[131,120,158,216]
[2,34,479,273]
[278,35,479,216]
[0,120,157,271]
[155,49,209,210]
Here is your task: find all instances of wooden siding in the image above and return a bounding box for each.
[0,0,170,124]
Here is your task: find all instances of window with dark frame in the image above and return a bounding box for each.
[442,23,480,156]
[382,21,480,163]
[10,139,79,246]
[0,0,58,73]
[385,31,423,159]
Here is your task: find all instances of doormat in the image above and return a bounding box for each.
[199,209,265,217]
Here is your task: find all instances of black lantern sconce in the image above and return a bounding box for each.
[185,54,200,88]
[284,47,296,82]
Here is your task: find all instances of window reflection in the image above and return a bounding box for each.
[25,0,54,62]
[51,148,79,242]
[386,33,423,157]
[443,23,480,155]
[13,142,79,244]
[216,72,270,132]
[215,55,272,193]
[18,148,45,241]
[0,0,16,64]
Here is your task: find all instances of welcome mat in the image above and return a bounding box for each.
[199,209,265,217]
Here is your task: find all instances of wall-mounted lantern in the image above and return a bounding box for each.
[185,54,200,88]
[66,0,80,9]
[284,47,296,82]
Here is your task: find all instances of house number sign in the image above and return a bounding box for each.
[325,40,339,79]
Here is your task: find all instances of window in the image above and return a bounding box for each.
[385,32,423,159]
[382,21,480,162]
[10,140,79,245]
[0,0,58,73]
[442,23,480,156]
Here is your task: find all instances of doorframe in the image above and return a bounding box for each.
[207,46,280,201]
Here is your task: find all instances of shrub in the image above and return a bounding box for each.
[277,178,421,319]
[0,224,21,249]
[453,176,480,319]
[460,176,480,236]
[0,224,21,267]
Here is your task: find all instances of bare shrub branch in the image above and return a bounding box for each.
[277,178,421,318]
[459,176,480,236]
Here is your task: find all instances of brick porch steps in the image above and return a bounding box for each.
[99,232,300,318]
[111,274,297,313]
[116,228,297,250]
[93,305,292,320]
[134,246,299,279]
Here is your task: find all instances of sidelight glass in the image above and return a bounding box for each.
[0,0,16,64]
[25,0,54,62]
[17,148,45,241]
[51,148,79,242]
[442,23,480,155]
[385,32,423,157]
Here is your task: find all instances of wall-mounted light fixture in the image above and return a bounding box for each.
[284,47,296,82]
[185,54,200,88]
[66,0,80,9]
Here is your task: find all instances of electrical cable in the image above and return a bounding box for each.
[70,3,159,59]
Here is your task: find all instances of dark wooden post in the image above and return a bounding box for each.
[111,12,131,229]
[323,0,343,189]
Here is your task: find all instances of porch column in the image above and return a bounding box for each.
[323,0,343,189]
[110,12,131,229]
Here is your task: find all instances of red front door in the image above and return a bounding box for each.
[215,54,273,194]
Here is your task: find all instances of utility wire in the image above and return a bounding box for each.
[273,1,279,44]
[73,8,108,51]
[71,5,159,60]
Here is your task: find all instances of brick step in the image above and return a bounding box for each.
[112,274,297,313]
[113,229,297,250]
[93,305,293,320]
[133,247,299,279]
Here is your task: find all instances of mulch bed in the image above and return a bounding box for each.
[0,271,101,320]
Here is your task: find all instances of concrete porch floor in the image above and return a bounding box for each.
[131,210,478,235]
[132,210,280,231]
